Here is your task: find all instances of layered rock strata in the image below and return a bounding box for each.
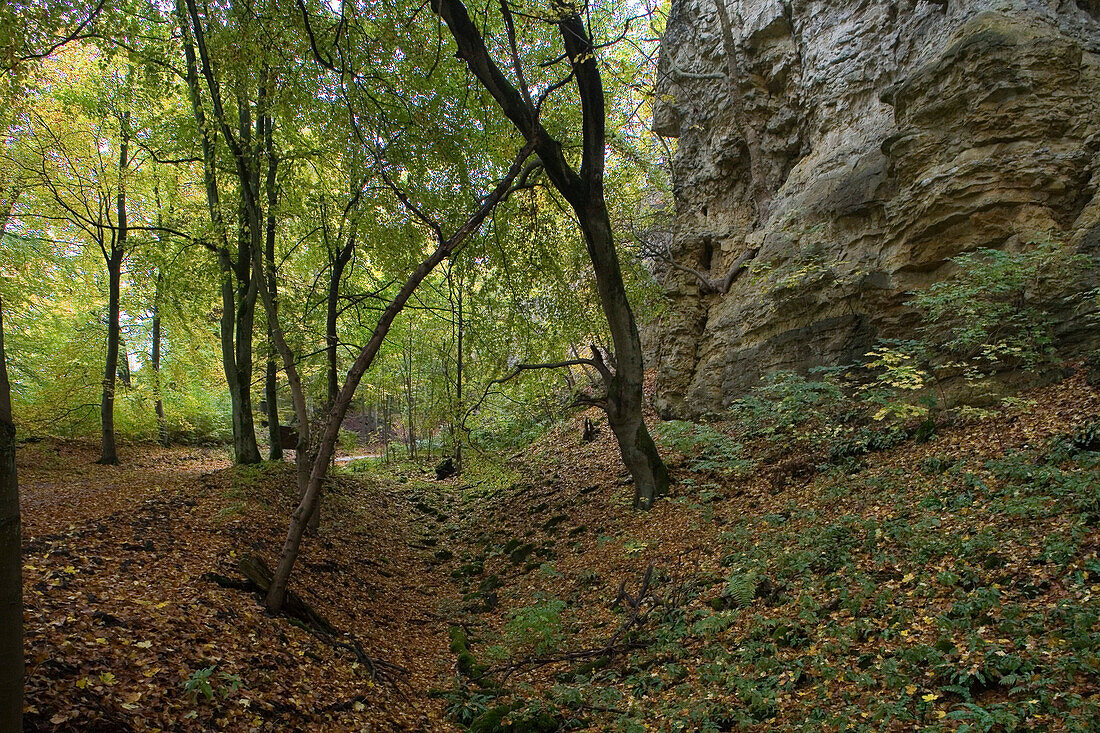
[652,0,1100,417]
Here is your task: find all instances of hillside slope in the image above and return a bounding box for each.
[18,370,1100,731]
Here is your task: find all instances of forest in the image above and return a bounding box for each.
[3,0,1100,731]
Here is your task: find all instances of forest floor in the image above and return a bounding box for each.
[19,369,1100,732]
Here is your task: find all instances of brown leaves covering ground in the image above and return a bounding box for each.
[428,370,1100,729]
[20,441,463,732]
[18,369,1100,731]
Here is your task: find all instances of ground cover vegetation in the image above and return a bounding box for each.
[2,0,1100,731]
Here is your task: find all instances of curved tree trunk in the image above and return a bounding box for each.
[579,211,669,508]
[430,0,670,508]
[261,143,534,612]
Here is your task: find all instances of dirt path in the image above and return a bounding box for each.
[18,440,466,732]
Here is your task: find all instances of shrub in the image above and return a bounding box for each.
[504,598,567,655]
[910,237,1092,378]
[654,420,752,476]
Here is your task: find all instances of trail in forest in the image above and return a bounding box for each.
[19,442,473,731]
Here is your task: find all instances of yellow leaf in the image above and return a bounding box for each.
[922,693,939,702]
[75,677,90,689]
[99,672,116,685]
[905,685,917,695]
[135,640,153,649]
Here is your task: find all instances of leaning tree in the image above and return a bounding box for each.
[427,0,669,508]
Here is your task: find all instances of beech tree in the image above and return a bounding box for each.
[261,140,537,611]
[428,0,670,507]
[0,186,22,733]
[15,65,138,465]
[174,0,271,465]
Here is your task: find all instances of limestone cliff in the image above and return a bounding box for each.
[652,0,1100,418]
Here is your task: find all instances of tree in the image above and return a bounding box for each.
[428,0,670,507]
[15,60,138,464]
[96,108,129,465]
[261,139,537,611]
[174,0,273,464]
[0,186,22,733]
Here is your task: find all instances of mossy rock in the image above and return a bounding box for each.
[434,548,454,561]
[470,702,562,733]
[502,538,522,554]
[541,514,568,532]
[451,560,484,579]
[449,626,490,685]
[478,574,503,594]
[508,542,536,564]
[568,524,588,536]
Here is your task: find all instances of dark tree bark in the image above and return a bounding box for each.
[326,227,355,411]
[402,334,416,459]
[264,111,282,461]
[453,274,463,472]
[0,193,23,733]
[430,0,669,507]
[176,0,265,464]
[97,111,128,466]
[151,271,169,447]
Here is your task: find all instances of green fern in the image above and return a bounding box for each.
[726,572,757,608]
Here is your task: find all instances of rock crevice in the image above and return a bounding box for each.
[653,0,1100,418]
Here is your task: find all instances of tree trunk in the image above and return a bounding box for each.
[579,211,669,508]
[98,250,122,465]
[98,116,128,466]
[430,0,670,508]
[262,143,534,612]
[264,118,281,461]
[453,281,463,473]
[152,272,169,447]
[326,233,354,410]
[0,298,21,733]
[228,94,260,462]
[0,193,23,732]
[233,282,262,464]
[404,340,415,460]
[176,0,262,465]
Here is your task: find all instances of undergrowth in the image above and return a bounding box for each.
[442,402,1100,731]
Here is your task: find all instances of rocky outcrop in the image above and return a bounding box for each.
[652,0,1100,418]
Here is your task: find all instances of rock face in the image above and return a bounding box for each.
[652,0,1100,418]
